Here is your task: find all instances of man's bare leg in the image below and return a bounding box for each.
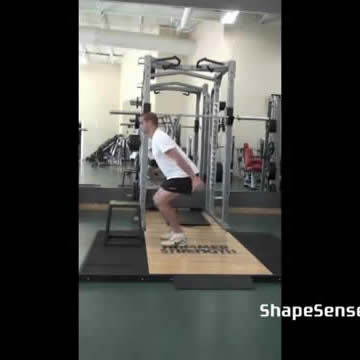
[153,188,182,233]
[153,189,170,226]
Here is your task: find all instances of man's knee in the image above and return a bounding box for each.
[153,192,164,208]
[156,197,167,208]
[154,194,172,209]
[153,193,160,208]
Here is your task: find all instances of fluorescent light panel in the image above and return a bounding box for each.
[221,10,240,24]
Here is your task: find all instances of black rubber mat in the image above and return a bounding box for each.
[79,230,149,280]
[173,275,254,290]
[79,187,131,203]
[105,230,144,246]
[176,210,210,226]
[230,232,281,275]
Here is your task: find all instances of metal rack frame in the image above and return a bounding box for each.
[110,56,277,230]
[140,56,236,230]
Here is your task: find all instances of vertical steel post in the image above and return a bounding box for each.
[208,79,221,217]
[278,96,281,191]
[261,122,270,192]
[139,55,152,230]
[193,93,200,166]
[273,95,281,192]
[200,84,209,180]
[261,96,273,192]
[221,61,235,225]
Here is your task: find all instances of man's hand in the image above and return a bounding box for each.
[165,148,204,191]
[192,176,205,192]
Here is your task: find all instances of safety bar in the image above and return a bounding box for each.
[110,110,269,122]
[237,116,269,121]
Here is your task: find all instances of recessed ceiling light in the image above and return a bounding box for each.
[221,10,240,24]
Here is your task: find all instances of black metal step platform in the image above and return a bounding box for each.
[105,200,143,246]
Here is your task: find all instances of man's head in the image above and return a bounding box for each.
[140,112,158,136]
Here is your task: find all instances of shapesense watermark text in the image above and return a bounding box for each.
[260,304,360,321]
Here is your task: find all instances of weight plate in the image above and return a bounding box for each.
[269,184,277,192]
[268,119,277,133]
[267,162,276,180]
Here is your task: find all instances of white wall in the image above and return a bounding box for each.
[79,63,121,158]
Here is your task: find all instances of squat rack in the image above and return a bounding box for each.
[111,55,236,230]
[110,55,272,231]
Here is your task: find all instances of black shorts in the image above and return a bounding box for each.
[161,177,192,195]
[149,159,157,168]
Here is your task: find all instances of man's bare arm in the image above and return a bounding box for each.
[166,148,196,178]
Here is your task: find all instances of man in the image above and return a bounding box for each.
[140,112,205,246]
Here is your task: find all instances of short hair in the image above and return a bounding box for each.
[142,112,158,127]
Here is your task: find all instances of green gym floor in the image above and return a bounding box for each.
[79,209,281,360]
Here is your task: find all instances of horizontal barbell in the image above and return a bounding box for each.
[238,116,269,122]
[120,122,194,128]
[110,110,270,122]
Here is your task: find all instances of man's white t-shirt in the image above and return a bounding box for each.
[151,128,199,180]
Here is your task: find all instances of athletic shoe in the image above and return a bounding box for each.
[161,232,187,246]
[160,231,173,240]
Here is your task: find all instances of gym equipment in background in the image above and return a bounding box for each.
[86,135,122,167]
[235,94,282,192]
[242,143,263,190]
[86,133,141,168]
